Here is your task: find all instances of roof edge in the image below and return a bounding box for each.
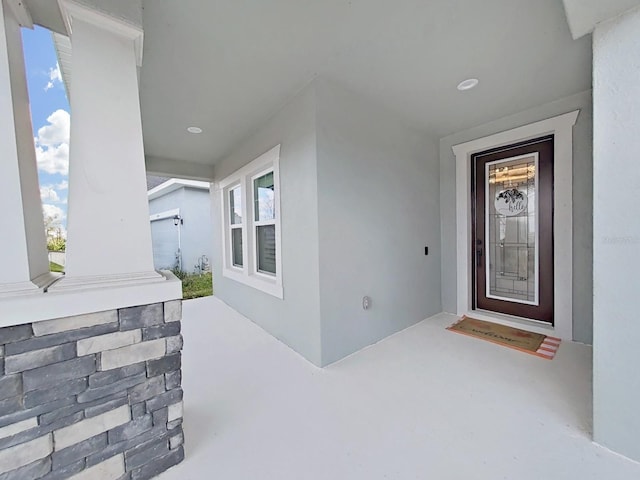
[148,178,210,200]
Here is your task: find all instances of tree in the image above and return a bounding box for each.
[44,213,66,252]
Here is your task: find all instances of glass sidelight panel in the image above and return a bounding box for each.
[486,154,538,305]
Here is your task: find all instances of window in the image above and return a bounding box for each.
[253,171,276,275]
[219,145,282,298]
[229,186,243,267]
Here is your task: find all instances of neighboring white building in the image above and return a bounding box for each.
[147,177,212,274]
[1,1,640,479]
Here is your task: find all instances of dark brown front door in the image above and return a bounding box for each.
[472,136,554,324]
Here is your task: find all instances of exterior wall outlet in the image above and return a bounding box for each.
[362,296,371,310]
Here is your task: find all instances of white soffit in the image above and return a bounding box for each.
[139,0,592,167]
[61,0,144,66]
[562,0,640,39]
[52,32,72,98]
[23,0,69,34]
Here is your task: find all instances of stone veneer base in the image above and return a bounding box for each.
[0,300,184,480]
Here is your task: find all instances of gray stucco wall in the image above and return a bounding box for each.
[149,187,213,274]
[211,80,442,366]
[149,189,183,271]
[179,188,213,273]
[592,8,640,462]
[211,86,323,365]
[439,90,594,344]
[148,188,183,216]
[315,79,442,366]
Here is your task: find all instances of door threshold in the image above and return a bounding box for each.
[464,309,557,337]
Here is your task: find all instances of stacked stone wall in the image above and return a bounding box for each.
[0,301,184,480]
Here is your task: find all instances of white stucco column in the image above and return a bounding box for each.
[592,5,640,463]
[0,0,56,297]
[50,2,163,290]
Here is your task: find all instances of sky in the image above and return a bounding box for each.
[21,26,70,234]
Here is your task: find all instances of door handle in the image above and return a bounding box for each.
[476,247,483,268]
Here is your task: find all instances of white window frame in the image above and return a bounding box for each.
[228,184,243,270]
[219,145,283,298]
[251,167,277,277]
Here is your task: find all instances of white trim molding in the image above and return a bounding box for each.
[5,0,33,28]
[61,0,144,65]
[0,273,60,299]
[0,271,181,328]
[145,155,216,182]
[218,145,283,299]
[150,208,180,222]
[452,110,579,340]
[48,270,166,292]
[148,179,210,201]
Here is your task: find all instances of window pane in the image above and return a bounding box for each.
[256,225,276,274]
[229,187,242,225]
[254,172,275,221]
[232,228,243,267]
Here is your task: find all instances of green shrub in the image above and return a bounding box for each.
[47,238,66,252]
[181,272,213,299]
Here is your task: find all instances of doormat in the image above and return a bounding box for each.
[447,316,561,359]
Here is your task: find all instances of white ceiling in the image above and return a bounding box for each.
[139,0,592,167]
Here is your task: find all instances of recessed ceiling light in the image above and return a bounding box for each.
[186,126,203,134]
[457,78,479,91]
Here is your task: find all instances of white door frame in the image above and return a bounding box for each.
[452,110,579,340]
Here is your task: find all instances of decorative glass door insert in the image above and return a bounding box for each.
[485,153,538,305]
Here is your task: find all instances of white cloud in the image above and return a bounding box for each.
[34,109,70,175]
[42,204,65,223]
[40,186,60,203]
[35,142,69,175]
[51,64,62,82]
[44,63,62,91]
[56,180,69,190]
[36,109,69,146]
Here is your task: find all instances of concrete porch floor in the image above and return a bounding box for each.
[158,296,640,479]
